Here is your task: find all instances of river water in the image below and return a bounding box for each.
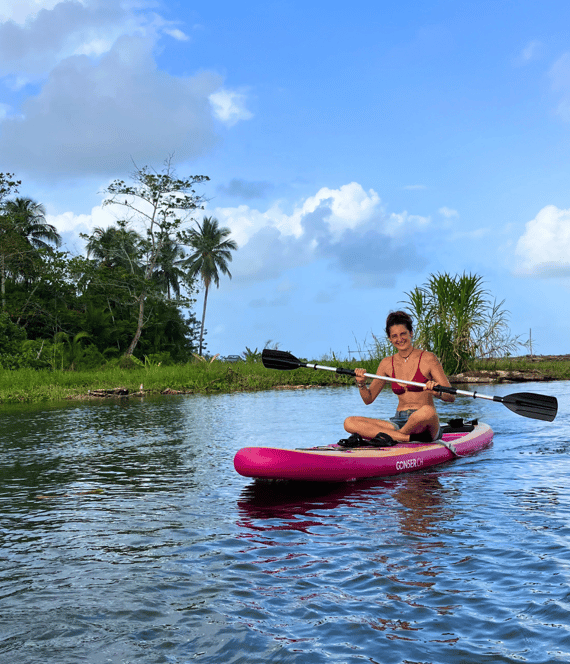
[1,381,569,664]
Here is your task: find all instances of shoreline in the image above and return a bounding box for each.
[0,355,567,406]
[69,367,560,401]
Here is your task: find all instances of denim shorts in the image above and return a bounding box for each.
[390,409,442,441]
[389,409,418,430]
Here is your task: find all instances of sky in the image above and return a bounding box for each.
[1,0,570,360]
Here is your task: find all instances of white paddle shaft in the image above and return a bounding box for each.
[304,362,495,402]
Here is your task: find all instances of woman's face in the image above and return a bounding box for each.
[388,324,413,352]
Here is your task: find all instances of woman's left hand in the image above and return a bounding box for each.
[423,380,440,394]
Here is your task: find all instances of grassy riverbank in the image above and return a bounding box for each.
[0,360,353,405]
[474,355,570,377]
[0,355,568,405]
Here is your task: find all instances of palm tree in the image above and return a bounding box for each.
[85,224,142,271]
[2,197,61,253]
[153,234,186,300]
[1,197,61,307]
[184,216,237,355]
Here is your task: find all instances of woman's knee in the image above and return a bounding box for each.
[419,404,437,417]
[404,406,437,430]
[344,416,360,432]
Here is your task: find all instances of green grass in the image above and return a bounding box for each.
[0,360,356,405]
[0,355,566,406]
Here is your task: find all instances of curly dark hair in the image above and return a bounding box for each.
[385,310,414,337]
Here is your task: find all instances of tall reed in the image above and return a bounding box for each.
[403,272,524,374]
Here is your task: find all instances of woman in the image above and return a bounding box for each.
[340,310,455,447]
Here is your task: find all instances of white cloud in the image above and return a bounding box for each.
[213,182,382,247]
[300,182,381,238]
[386,211,430,237]
[210,203,279,249]
[46,180,431,290]
[209,89,253,126]
[0,0,135,78]
[210,182,430,287]
[0,0,193,77]
[46,203,114,235]
[0,35,223,178]
[47,210,96,235]
[164,28,189,41]
[46,197,184,254]
[514,204,570,277]
[0,0,252,180]
[74,36,117,57]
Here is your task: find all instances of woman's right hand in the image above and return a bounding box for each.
[354,368,366,387]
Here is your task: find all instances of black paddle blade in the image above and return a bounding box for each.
[261,349,304,371]
[500,392,558,422]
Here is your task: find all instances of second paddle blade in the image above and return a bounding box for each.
[501,392,558,422]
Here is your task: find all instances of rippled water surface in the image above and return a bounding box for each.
[1,381,570,663]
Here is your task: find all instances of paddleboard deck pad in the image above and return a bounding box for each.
[234,420,493,482]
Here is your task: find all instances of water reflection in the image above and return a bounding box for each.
[237,470,456,538]
[233,471,473,656]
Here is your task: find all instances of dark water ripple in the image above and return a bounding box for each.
[1,383,570,663]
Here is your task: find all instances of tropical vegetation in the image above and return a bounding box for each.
[0,168,548,405]
[0,164,237,371]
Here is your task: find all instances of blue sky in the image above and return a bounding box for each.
[1,0,570,359]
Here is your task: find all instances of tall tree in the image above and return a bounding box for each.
[0,174,22,311]
[184,216,238,356]
[101,158,208,357]
[1,196,61,309]
[79,222,145,337]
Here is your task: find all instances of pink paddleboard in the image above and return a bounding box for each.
[234,422,493,482]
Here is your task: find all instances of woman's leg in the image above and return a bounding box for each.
[395,406,440,441]
[343,416,398,439]
[344,405,439,442]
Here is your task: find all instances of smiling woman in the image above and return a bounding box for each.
[341,310,456,446]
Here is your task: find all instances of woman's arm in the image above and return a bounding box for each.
[354,359,389,405]
[424,353,455,403]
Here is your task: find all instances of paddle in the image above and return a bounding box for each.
[261,349,558,422]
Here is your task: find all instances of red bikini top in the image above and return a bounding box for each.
[391,351,428,395]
